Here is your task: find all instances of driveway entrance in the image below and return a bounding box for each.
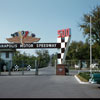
[0,71,100,98]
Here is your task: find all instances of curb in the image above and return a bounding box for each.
[74,75,90,84]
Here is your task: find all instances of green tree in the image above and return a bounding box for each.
[79,5,100,45]
[12,51,36,69]
[12,51,21,67]
[26,55,36,68]
[51,53,57,66]
[92,43,100,59]
[36,50,50,68]
[66,41,90,68]
[66,41,86,60]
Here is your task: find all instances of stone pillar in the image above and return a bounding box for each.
[56,64,66,75]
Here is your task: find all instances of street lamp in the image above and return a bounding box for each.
[90,16,92,75]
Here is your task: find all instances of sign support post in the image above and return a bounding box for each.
[35,60,38,75]
[22,60,24,75]
[8,62,11,76]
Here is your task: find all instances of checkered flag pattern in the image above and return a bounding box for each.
[14,65,19,71]
[57,36,70,64]
[27,65,31,71]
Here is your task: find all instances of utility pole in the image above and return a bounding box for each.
[90,16,92,75]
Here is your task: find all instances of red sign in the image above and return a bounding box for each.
[58,28,71,38]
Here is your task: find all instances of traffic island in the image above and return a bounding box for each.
[74,72,90,84]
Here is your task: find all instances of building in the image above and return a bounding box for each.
[0,49,16,70]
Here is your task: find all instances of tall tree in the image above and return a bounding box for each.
[79,5,100,45]
[66,41,90,60]
[12,51,36,68]
[36,50,50,68]
[51,53,57,66]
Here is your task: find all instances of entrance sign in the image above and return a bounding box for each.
[6,31,40,45]
[56,28,71,75]
[58,28,71,38]
[0,43,61,49]
[57,28,71,64]
[0,28,71,76]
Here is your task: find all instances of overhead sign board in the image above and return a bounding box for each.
[0,43,61,49]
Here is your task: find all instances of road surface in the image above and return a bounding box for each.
[0,66,100,98]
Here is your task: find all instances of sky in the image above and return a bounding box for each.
[0,0,100,56]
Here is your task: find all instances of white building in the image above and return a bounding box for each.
[0,49,16,70]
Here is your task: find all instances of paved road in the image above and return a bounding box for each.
[39,66,56,75]
[0,66,100,98]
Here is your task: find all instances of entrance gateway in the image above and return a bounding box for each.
[0,28,71,75]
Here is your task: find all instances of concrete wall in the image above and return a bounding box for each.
[0,52,13,61]
[0,52,14,70]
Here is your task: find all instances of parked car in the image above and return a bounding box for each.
[74,64,80,69]
[90,63,99,69]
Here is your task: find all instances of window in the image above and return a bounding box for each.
[6,52,9,58]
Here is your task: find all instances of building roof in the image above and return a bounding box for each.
[0,49,16,52]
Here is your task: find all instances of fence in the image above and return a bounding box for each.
[0,60,39,76]
[65,59,100,70]
[0,59,100,76]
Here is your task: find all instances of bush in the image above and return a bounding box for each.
[78,72,90,81]
[78,72,100,82]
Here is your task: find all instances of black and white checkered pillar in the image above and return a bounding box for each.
[57,32,71,64]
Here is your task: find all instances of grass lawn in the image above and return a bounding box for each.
[77,72,100,82]
[77,72,90,82]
